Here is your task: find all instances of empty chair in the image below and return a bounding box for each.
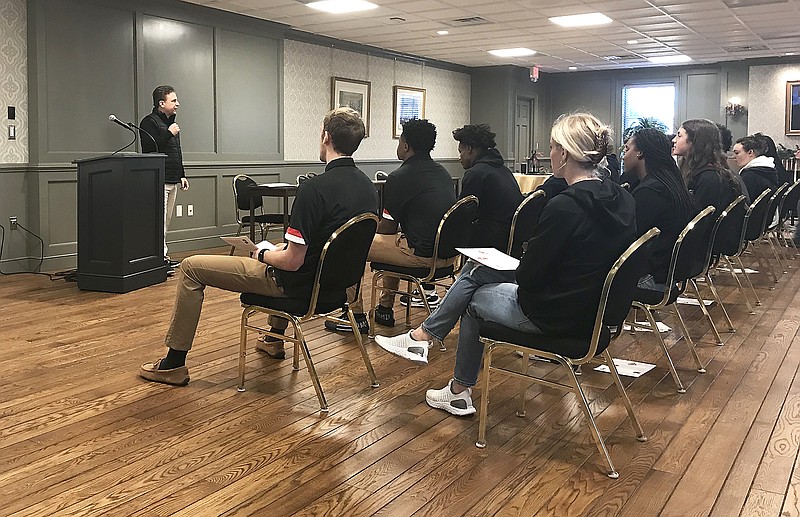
[506,190,547,258]
[230,174,284,255]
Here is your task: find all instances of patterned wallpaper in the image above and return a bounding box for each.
[283,39,470,162]
[0,0,28,164]
[748,63,800,150]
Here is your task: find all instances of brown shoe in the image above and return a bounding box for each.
[139,359,190,386]
[256,334,286,359]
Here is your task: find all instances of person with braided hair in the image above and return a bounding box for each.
[623,128,699,292]
[375,113,637,416]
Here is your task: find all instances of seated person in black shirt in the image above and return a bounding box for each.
[325,119,457,333]
[454,124,523,251]
[733,134,779,199]
[139,108,379,385]
[623,128,698,291]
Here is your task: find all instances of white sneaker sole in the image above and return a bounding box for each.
[425,396,476,416]
[374,334,429,364]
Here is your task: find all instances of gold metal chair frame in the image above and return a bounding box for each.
[238,213,380,413]
[368,196,479,343]
[506,190,546,256]
[775,178,800,259]
[476,228,661,479]
[630,206,716,394]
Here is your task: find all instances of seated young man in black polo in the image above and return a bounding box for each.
[139,107,378,385]
[326,118,457,333]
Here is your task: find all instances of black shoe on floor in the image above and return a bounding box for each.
[374,305,395,327]
[324,311,369,334]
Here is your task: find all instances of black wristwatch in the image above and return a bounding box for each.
[258,248,268,263]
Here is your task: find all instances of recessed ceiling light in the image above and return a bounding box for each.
[647,54,692,64]
[787,52,797,56]
[549,13,612,27]
[306,0,379,14]
[436,30,449,35]
[627,39,639,44]
[568,66,578,70]
[488,47,536,58]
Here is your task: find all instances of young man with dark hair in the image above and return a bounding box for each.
[733,134,778,199]
[326,118,456,333]
[139,85,189,274]
[139,107,378,385]
[453,124,523,251]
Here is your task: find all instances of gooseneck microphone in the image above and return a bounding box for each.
[109,114,135,132]
[126,119,159,152]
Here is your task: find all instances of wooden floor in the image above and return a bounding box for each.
[3,246,800,516]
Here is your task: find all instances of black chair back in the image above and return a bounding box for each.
[374,171,389,181]
[311,213,379,313]
[669,206,717,283]
[764,182,790,233]
[433,196,479,260]
[710,194,747,259]
[233,174,262,211]
[744,188,774,243]
[780,179,800,221]
[507,190,547,258]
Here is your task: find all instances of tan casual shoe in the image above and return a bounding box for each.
[139,359,190,386]
[256,335,286,359]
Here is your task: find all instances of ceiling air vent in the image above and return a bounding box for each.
[603,54,639,62]
[442,16,492,27]
[721,0,787,7]
[723,44,770,52]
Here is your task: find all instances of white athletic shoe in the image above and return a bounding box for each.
[374,331,429,364]
[425,379,476,416]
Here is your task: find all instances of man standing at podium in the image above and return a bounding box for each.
[139,85,190,273]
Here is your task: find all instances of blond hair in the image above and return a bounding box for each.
[550,113,613,169]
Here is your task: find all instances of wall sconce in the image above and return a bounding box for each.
[725,96,746,117]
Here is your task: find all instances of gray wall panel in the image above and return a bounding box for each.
[46,180,78,247]
[42,0,135,156]
[217,30,281,156]
[686,73,722,122]
[140,15,215,154]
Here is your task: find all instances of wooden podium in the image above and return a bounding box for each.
[75,153,167,293]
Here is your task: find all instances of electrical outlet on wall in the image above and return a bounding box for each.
[176,205,182,217]
[187,204,194,216]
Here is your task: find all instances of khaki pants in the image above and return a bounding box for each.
[347,234,455,314]
[165,254,287,351]
[164,183,179,259]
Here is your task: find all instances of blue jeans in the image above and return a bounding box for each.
[453,283,542,387]
[421,260,515,342]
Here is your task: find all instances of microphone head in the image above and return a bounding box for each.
[109,114,117,122]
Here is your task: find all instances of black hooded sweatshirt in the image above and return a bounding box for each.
[740,162,778,200]
[460,148,523,250]
[516,179,637,337]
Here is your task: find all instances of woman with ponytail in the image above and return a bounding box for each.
[623,128,698,290]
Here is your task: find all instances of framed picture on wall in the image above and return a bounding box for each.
[787,80,800,136]
[393,86,426,138]
[332,77,371,136]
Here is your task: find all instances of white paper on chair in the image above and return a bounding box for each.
[595,358,656,378]
[622,321,672,333]
[677,297,715,306]
[455,248,520,271]
[221,236,278,253]
[258,182,295,188]
[717,266,759,274]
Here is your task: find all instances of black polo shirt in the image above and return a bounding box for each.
[382,154,456,257]
[275,157,379,297]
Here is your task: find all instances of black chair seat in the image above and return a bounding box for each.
[240,291,345,316]
[634,282,683,306]
[479,320,611,359]
[370,262,455,280]
[242,213,284,225]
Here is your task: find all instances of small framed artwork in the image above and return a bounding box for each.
[393,85,426,138]
[331,77,371,136]
[787,81,800,135]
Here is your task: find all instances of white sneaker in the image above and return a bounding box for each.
[425,380,476,416]
[374,331,429,364]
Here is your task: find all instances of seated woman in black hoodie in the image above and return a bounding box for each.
[623,128,698,291]
[375,113,637,416]
[733,134,779,199]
